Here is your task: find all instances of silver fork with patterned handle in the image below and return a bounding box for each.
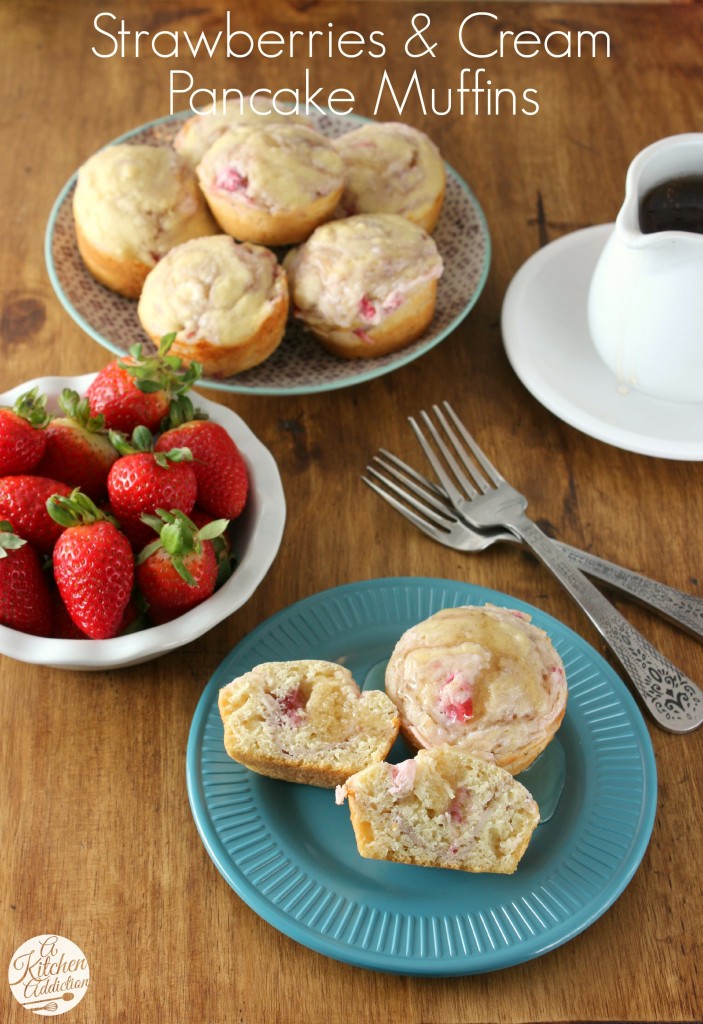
[409,401,703,734]
[365,449,703,641]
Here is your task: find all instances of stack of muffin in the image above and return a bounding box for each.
[72,101,447,377]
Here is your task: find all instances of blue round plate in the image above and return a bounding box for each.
[45,112,490,396]
[186,577,657,975]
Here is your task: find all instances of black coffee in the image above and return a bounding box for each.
[639,175,703,234]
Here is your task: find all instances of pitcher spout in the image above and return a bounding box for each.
[616,133,703,248]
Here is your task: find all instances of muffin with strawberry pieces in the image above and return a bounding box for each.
[0,521,53,637]
[384,605,567,776]
[137,234,289,378]
[86,335,202,435]
[73,143,218,298]
[155,419,248,520]
[0,387,50,475]
[196,123,344,246]
[174,97,309,169]
[334,122,446,232]
[283,213,443,359]
[337,746,539,874]
[136,509,229,624]
[218,660,400,787]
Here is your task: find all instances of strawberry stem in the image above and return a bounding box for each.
[6,387,50,429]
[136,508,229,585]
[118,333,203,398]
[161,393,209,431]
[46,488,119,529]
[0,520,28,557]
[108,426,192,467]
[57,389,107,432]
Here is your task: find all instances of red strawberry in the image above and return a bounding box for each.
[48,490,135,640]
[35,389,119,501]
[107,427,197,551]
[155,420,249,520]
[136,509,228,624]
[51,590,146,639]
[0,521,52,636]
[86,334,203,434]
[0,475,72,554]
[0,387,50,475]
[51,589,89,639]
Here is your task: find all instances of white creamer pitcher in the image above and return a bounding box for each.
[587,133,703,403]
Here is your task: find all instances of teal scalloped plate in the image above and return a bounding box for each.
[186,577,657,975]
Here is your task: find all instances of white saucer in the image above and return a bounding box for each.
[501,224,703,460]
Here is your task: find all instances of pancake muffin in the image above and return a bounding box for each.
[196,123,344,246]
[137,234,289,377]
[283,212,443,359]
[337,745,540,873]
[218,660,400,787]
[73,143,217,298]
[384,604,567,775]
[334,121,446,232]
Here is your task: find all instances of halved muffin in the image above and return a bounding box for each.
[218,660,400,787]
[337,745,540,873]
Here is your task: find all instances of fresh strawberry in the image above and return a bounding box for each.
[48,490,135,640]
[86,334,203,434]
[136,509,229,624]
[51,590,146,640]
[107,427,197,550]
[51,589,89,639]
[0,387,50,475]
[155,419,249,520]
[0,521,52,636]
[0,475,72,554]
[35,389,119,501]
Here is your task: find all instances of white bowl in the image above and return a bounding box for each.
[0,373,286,669]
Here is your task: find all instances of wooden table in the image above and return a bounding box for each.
[2,2,702,1021]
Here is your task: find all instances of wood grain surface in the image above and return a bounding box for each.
[1,2,702,1022]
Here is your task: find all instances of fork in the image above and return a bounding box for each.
[406,401,703,734]
[364,449,703,642]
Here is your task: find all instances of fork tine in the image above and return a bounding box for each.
[362,470,455,541]
[372,454,454,519]
[377,449,447,500]
[364,464,456,528]
[422,409,484,496]
[409,414,478,504]
[429,404,492,494]
[442,401,505,486]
